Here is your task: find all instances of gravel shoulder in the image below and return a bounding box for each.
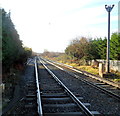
[2,60,35,115]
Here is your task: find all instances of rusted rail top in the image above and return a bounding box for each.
[39,57,95,116]
[34,57,43,116]
[43,58,120,89]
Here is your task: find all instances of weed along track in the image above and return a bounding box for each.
[38,57,100,116]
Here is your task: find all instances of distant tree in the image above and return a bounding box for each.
[110,32,120,60]
[87,40,100,60]
[90,38,107,59]
[90,33,120,60]
[65,36,107,62]
[65,37,90,60]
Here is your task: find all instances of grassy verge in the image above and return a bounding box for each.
[62,62,99,75]
[64,62,120,83]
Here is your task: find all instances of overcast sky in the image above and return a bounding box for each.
[1,0,119,53]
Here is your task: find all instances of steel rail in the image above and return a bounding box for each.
[38,57,94,116]
[43,58,120,89]
[74,75,120,101]
[34,57,43,116]
[42,58,120,101]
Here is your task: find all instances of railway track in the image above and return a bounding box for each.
[41,58,120,101]
[16,58,41,116]
[37,57,100,116]
[2,57,119,115]
[39,57,120,115]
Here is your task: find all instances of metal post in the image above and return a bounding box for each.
[106,11,110,73]
[105,5,114,73]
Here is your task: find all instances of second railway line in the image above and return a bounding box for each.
[38,57,120,115]
[37,57,99,115]
[42,58,120,98]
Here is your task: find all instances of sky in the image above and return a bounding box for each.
[1,0,119,53]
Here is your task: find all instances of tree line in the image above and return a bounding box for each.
[2,9,32,73]
[65,32,120,64]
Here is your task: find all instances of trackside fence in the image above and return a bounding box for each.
[89,60,120,72]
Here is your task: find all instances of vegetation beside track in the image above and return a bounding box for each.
[2,8,32,74]
[1,8,33,111]
[40,52,120,83]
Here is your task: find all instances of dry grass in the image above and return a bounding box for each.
[63,62,99,75]
[113,79,120,82]
[44,56,120,83]
[76,66,99,75]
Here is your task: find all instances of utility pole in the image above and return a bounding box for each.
[105,4,114,73]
